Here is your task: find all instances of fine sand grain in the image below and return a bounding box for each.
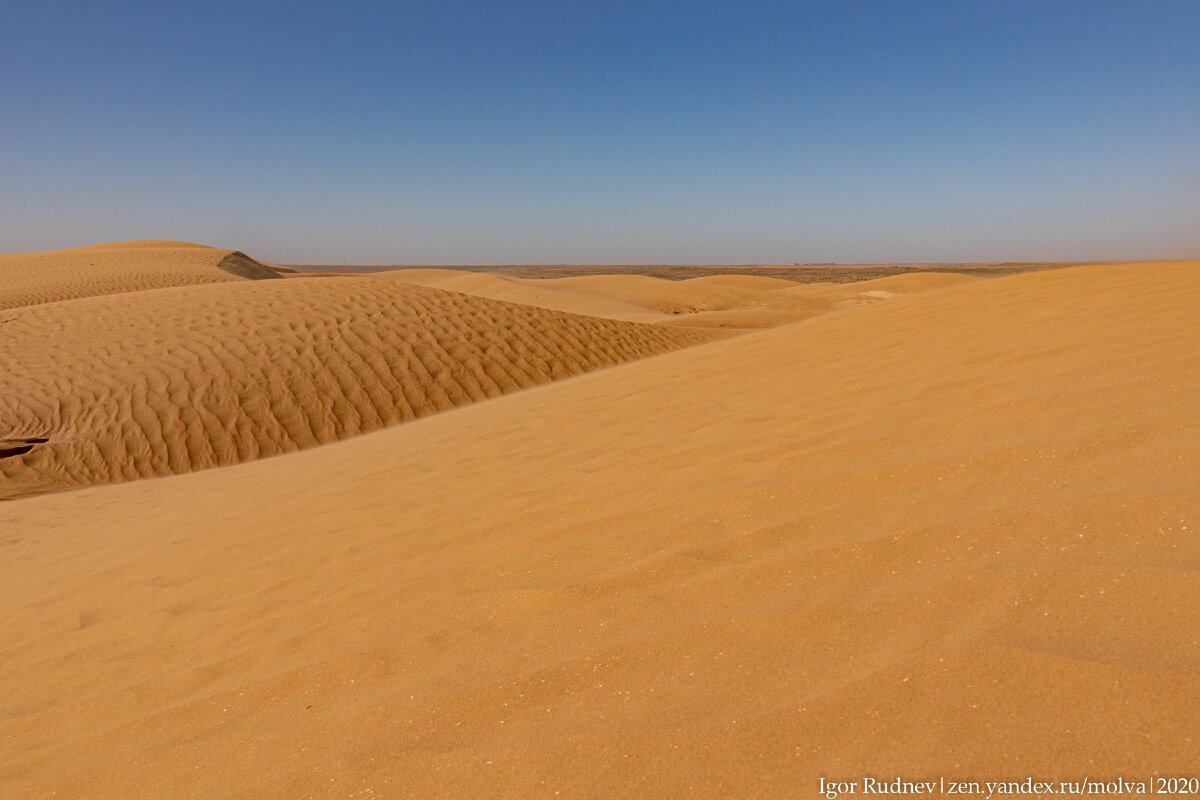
[1,257,1196,798]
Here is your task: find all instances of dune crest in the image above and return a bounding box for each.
[0,241,282,311]
[54,239,213,250]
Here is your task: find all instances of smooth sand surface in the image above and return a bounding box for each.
[0,274,710,498]
[1,256,1197,798]
[0,240,281,310]
[378,268,976,328]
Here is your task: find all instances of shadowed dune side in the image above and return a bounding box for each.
[0,261,1197,798]
[214,251,285,280]
[0,437,48,459]
[0,278,711,498]
[0,241,281,311]
[378,267,977,328]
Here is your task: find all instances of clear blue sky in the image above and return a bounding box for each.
[2,1,1197,263]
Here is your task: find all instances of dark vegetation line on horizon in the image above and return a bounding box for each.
[282,262,1085,282]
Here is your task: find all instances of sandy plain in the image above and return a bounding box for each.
[1,241,1197,798]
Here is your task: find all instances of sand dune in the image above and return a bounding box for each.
[654,273,982,329]
[780,271,979,303]
[0,240,281,311]
[2,259,1197,798]
[375,268,665,321]
[379,267,974,328]
[0,276,709,498]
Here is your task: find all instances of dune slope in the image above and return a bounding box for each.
[0,277,710,497]
[0,241,281,311]
[1,261,1198,798]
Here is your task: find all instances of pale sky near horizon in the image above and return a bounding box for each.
[2,1,1198,264]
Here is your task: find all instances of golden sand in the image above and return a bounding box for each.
[0,248,1196,798]
[0,240,282,311]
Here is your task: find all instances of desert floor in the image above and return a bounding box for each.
[1,241,1197,798]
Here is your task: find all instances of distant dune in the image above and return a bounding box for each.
[0,240,284,311]
[378,267,977,327]
[292,261,1073,282]
[1,248,1196,798]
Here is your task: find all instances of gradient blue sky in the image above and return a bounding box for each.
[2,1,1198,263]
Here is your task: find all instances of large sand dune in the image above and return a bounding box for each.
[0,276,709,497]
[2,259,1197,798]
[0,240,281,311]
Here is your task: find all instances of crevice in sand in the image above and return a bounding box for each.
[0,436,48,459]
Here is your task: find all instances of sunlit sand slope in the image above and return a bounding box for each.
[380,267,977,328]
[656,272,981,329]
[0,278,709,497]
[1,261,1197,798]
[0,240,280,310]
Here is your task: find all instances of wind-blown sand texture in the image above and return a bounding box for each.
[1,251,1197,799]
[0,240,280,311]
[0,274,711,498]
